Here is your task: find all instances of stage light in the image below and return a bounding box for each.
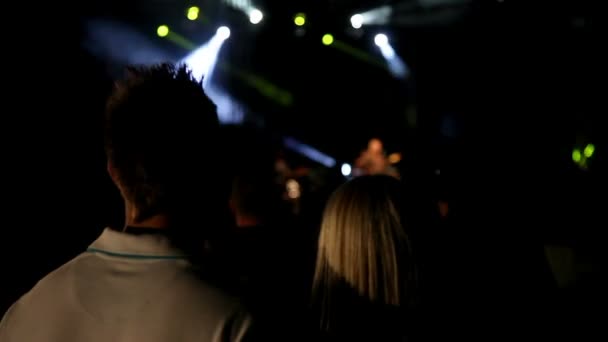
[217,26,231,40]
[341,163,352,177]
[388,153,402,164]
[373,32,408,78]
[572,149,582,163]
[157,25,169,37]
[187,6,199,20]
[584,143,595,158]
[249,8,263,24]
[294,13,306,26]
[374,33,388,46]
[350,14,363,29]
[322,34,334,45]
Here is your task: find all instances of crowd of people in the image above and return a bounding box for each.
[0,63,572,341]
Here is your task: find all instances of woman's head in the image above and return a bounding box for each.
[314,175,418,308]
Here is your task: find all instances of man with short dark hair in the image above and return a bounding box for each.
[0,64,252,342]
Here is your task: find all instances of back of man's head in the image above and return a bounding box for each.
[105,63,224,224]
[230,173,277,226]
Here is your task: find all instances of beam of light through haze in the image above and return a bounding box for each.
[85,20,172,68]
[180,27,244,123]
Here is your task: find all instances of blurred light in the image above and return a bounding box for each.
[341,163,352,177]
[181,32,242,123]
[584,143,595,158]
[217,26,231,40]
[374,33,389,46]
[374,32,409,78]
[388,153,402,164]
[368,138,383,152]
[354,6,392,26]
[223,0,253,11]
[86,19,172,67]
[572,149,582,163]
[181,35,223,84]
[350,14,363,29]
[187,6,199,20]
[205,87,245,124]
[249,8,263,24]
[294,13,306,26]
[283,137,336,168]
[322,34,334,46]
[157,25,169,37]
[286,179,301,199]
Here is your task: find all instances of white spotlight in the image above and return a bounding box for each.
[350,14,363,29]
[249,9,263,24]
[217,26,231,40]
[374,33,389,46]
[341,163,352,177]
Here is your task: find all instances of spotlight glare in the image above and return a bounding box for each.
[157,25,169,37]
[249,8,263,24]
[350,14,363,29]
[341,163,352,177]
[187,6,199,20]
[584,143,595,158]
[217,26,231,40]
[572,149,582,163]
[374,33,389,46]
[322,33,334,46]
[294,13,306,26]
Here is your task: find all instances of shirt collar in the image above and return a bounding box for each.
[88,228,187,260]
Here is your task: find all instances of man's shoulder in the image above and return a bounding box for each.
[13,254,85,301]
[0,254,88,339]
[151,264,255,341]
[173,265,246,312]
[30,252,242,312]
[1,254,255,341]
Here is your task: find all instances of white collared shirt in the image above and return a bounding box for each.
[0,228,252,342]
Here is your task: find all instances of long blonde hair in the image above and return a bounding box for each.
[313,175,418,323]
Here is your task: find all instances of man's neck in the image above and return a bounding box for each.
[123,200,170,230]
[125,212,170,231]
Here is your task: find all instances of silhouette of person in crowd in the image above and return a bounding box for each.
[0,64,253,342]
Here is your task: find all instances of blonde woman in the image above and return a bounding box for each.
[312,175,420,341]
